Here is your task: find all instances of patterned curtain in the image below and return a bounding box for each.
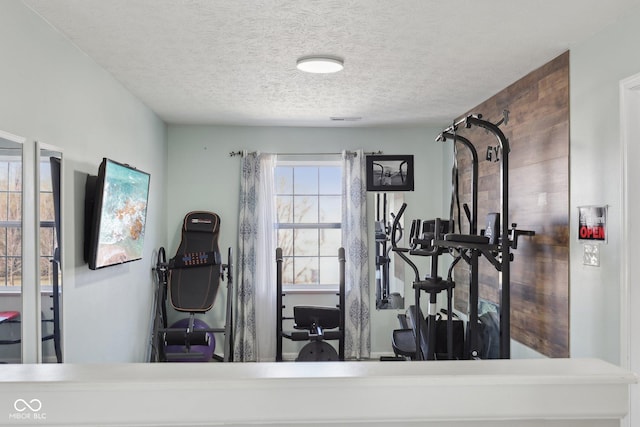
[341,149,370,359]
[234,152,276,362]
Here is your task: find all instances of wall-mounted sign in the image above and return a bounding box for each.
[578,205,607,242]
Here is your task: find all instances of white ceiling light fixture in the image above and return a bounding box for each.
[296,56,344,74]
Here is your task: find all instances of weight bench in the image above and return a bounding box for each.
[276,247,346,362]
[289,306,342,361]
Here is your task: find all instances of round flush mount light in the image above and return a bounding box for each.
[296,56,344,73]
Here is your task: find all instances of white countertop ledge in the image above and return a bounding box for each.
[0,358,636,426]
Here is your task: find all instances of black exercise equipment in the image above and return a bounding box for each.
[276,247,345,362]
[434,113,534,359]
[388,113,535,361]
[150,211,233,362]
[49,156,63,362]
[0,307,61,362]
[375,193,404,309]
[390,203,457,361]
[392,308,464,360]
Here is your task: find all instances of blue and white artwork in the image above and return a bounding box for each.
[95,160,150,268]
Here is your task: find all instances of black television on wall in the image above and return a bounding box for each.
[84,158,151,270]
[366,154,414,192]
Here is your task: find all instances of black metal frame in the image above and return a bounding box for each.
[435,113,534,359]
[375,193,392,309]
[390,204,456,361]
[388,113,535,361]
[150,246,234,362]
[276,247,345,361]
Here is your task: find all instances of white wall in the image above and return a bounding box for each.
[569,3,640,364]
[167,124,447,357]
[5,0,639,364]
[0,1,167,362]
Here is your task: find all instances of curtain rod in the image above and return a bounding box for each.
[229,150,382,157]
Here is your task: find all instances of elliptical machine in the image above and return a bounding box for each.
[375,193,404,310]
[390,203,457,360]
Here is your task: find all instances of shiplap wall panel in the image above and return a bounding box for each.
[452,52,570,357]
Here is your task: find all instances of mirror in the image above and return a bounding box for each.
[0,132,24,363]
[39,145,63,363]
[374,192,405,309]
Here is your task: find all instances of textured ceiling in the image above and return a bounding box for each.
[23,0,638,127]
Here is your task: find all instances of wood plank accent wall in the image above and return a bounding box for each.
[451,51,569,358]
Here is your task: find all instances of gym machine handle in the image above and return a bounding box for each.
[391,203,420,282]
[510,224,536,249]
[391,203,408,253]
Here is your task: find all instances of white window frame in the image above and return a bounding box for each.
[0,157,57,294]
[275,155,342,293]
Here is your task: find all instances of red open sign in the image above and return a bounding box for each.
[578,206,607,242]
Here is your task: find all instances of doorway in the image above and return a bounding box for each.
[620,71,640,427]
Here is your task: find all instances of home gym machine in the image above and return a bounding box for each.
[375,192,404,309]
[276,247,345,361]
[150,211,233,362]
[390,204,458,361]
[390,113,534,360]
[436,113,534,359]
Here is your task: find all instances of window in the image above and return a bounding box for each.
[0,158,57,289]
[275,158,342,290]
[0,158,22,287]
